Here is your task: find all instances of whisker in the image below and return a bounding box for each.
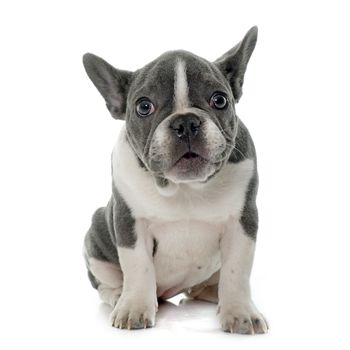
[232,146,247,160]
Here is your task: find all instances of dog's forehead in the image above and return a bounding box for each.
[130,50,229,104]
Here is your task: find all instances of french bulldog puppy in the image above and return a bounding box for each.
[83,26,268,334]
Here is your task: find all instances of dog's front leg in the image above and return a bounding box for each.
[110,220,157,329]
[218,218,268,334]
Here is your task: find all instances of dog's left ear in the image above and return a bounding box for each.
[215,26,258,103]
[83,53,132,120]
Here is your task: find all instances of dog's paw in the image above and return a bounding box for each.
[110,293,157,330]
[218,301,268,334]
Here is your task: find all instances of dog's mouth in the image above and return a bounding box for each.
[173,151,208,170]
[163,149,214,183]
[162,147,219,183]
[179,151,200,160]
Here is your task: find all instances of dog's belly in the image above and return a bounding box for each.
[148,219,223,298]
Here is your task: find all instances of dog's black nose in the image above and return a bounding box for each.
[170,114,201,141]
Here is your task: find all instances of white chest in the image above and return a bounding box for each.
[146,218,223,297]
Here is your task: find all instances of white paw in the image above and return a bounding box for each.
[110,293,158,330]
[218,300,268,334]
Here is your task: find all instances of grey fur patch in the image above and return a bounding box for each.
[227,119,259,241]
[84,206,119,264]
[228,118,256,163]
[240,169,259,241]
[83,187,136,290]
[112,183,137,248]
[84,188,137,289]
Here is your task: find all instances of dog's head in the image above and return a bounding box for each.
[83,27,257,185]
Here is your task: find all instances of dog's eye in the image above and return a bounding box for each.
[210,93,228,110]
[136,98,155,117]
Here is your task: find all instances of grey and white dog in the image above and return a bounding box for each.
[82,26,268,334]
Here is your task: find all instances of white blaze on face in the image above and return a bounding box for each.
[173,59,190,112]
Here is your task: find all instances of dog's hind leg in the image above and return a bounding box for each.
[89,258,123,307]
[185,271,219,303]
[84,204,123,307]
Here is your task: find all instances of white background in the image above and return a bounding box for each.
[1,0,349,349]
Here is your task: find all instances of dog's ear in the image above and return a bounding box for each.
[215,26,258,103]
[83,53,132,120]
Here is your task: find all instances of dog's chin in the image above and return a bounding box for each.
[164,152,216,184]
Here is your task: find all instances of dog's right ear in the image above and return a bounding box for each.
[83,53,133,120]
[214,27,258,103]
